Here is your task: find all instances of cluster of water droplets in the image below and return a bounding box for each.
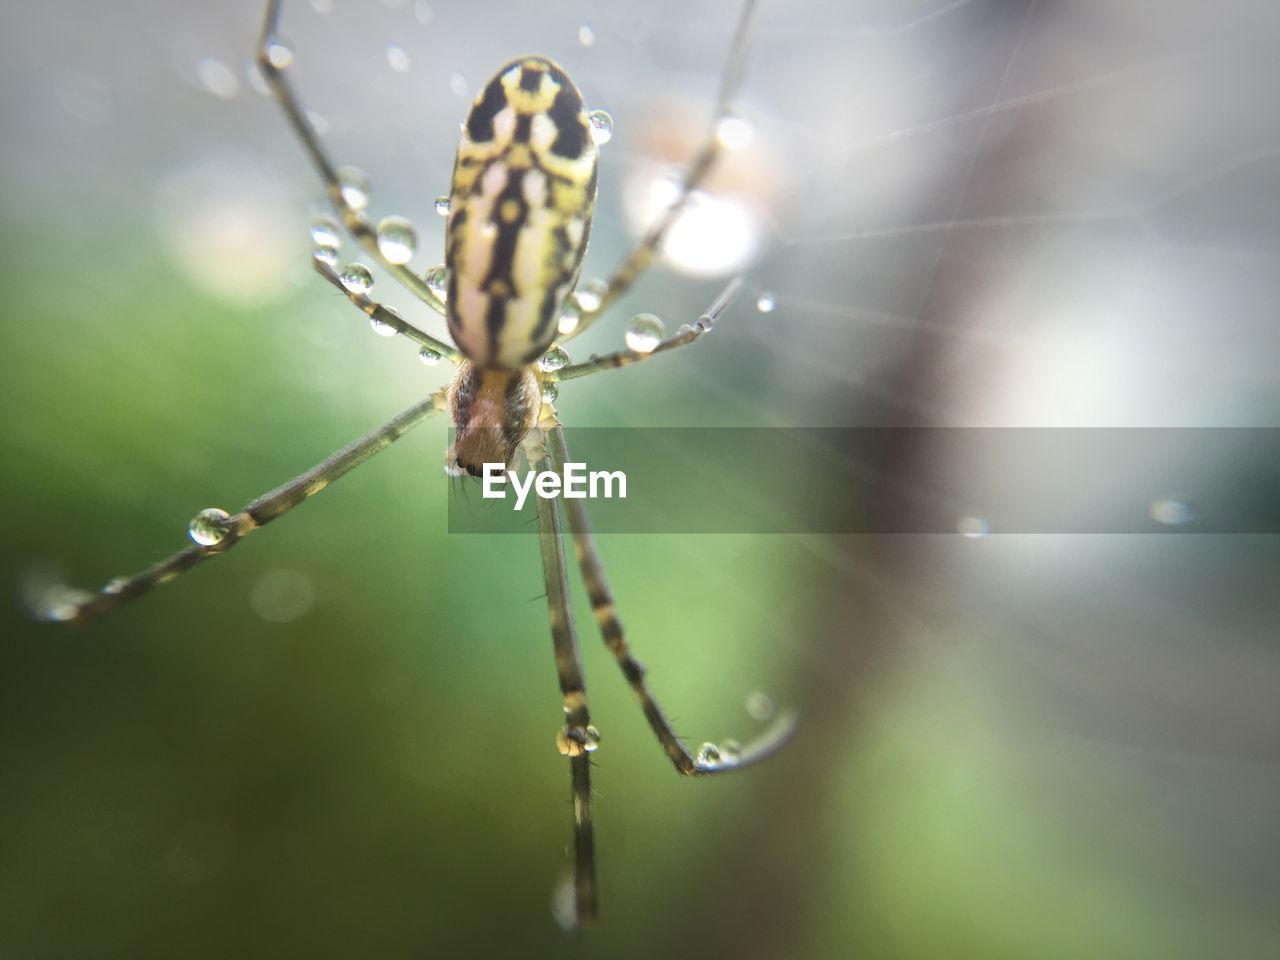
[624,314,665,354]
[188,507,231,547]
[310,216,341,265]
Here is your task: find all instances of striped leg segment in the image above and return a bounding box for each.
[312,256,454,360]
[545,423,797,776]
[526,433,599,929]
[552,277,741,383]
[558,0,760,344]
[45,391,446,627]
[257,0,461,359]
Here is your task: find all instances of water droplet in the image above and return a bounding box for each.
[414,1,434,25]
[720,739,742,761]
[339,262,373,294]
[419,347,441,366]
[196,58,239,99]
[745,691,775,721]
[312,246,338,266]
[385,44,410,73]
[555,724,599,757]
[434,195,450,216]
[423,263,448,300]
[695,742,722,767]
[541,381,559,403]
[578,23,595,47]
[1150,498,1196,526]
[756,292,776,313]
[189,507,231,547]
[557,302,581,336]
[539,345,570,372]
[676,323,695,337]
[370,311,398,336]
[715,111,755,151]
[265,41,294,71]
[573,278,607,313]
[625,313,665,353]
[956,516,990,539]
[102,577,128,596]
[376,215,417,264]
[336,166,370,210]
[587,109,613,145]
[310,217,340,250]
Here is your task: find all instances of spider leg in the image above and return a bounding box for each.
[545,422,797,776]
[312,255,457,361]
[524,431,599,929]
[552,277,741,383]
[256,0,460,353]
[43,391,447,627]
[557,0,760,344]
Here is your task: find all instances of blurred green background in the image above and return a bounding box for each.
[3,1,1279,957]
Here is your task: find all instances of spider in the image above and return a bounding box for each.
[43,0,795,928]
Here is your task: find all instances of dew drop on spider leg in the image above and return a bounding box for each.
[715,110,755,151]
[370,306,400,337]
[339,262,374,294]
[541,380,559,403]
[572,278,607,313]
[336,166,370,210]
[101,577,128,596]
[265,40,294,71]
[423,263,448,301]
[434,195,450,217]
[695,742,722,767]
[587,109,613,145]
[556,302,581,336]
[376,215,417,265]
[310,217,340,250]
[720,739,742,762]
[624,313,664,353]
[539,345,570,372]
[418,347,441,366]
[188,508,231,547]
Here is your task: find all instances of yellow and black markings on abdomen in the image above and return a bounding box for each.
[446,56,599,370]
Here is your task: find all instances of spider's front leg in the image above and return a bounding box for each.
[557,0,761,343]
[551,277,742,383]
[256,0,461,358]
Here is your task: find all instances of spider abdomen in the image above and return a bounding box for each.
[445,56,599,370]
